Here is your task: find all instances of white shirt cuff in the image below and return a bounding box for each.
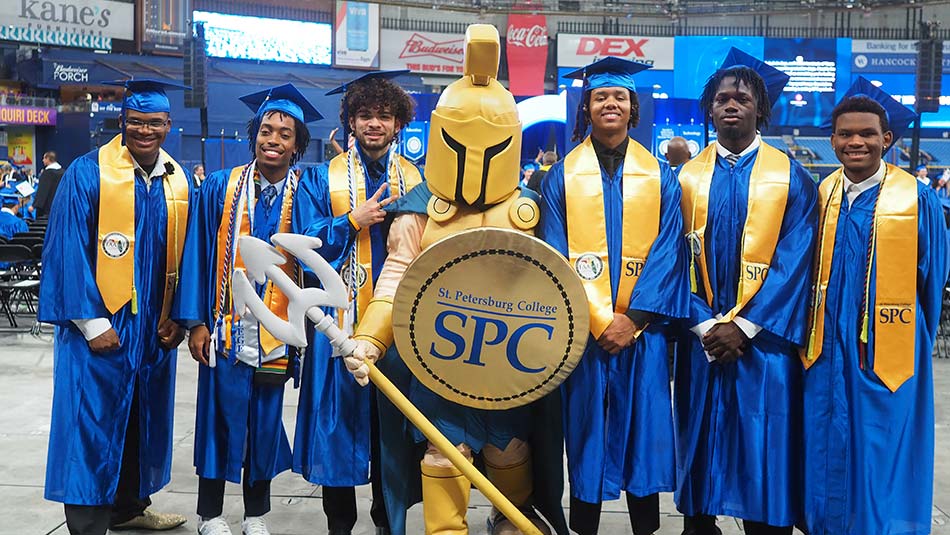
[72,318,112,341]
[733,315,763,339]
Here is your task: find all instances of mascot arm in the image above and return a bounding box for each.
[353,212,427,351]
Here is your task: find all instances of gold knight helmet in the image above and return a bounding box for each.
[425,24,522,209]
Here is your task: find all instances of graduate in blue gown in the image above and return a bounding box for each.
[38,79,192,534]
[291,71,421,535]
[173,84,321,535]
[538,57,689,535]
[0,189,27,239]
[801,82,948,535]
[673,50,818,535]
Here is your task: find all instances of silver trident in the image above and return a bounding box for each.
[230,233,545,535]
[231,233,356,356]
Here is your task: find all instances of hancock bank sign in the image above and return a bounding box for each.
[0,0,134,47]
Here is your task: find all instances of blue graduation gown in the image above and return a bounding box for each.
[291,153,405,487]
[0,209,27,239]
[38,149,194,505]
[802,180,948,535]
[673,150,818,526]
[172,168,292,485]
[538,154,690,504]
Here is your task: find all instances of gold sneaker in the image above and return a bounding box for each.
[111,509,187,531]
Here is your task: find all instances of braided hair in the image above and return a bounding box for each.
[699,66,771,130]
[246,110,311,166]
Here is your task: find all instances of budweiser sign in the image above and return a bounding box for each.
[506,14,548,95]
[400,32,464,63]
[507,23,547,48]
[380,29,465,74]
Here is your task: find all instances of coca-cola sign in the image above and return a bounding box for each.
[506,14,548,95]
[507,23,547,48]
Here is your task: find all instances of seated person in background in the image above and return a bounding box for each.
[0,188,28,239]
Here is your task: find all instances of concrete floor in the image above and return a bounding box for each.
[2,331,949,535]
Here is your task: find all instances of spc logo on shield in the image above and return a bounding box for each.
[393,228,590,410]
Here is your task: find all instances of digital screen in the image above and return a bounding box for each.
[765,38,838,127]
[193,11,332,65]
[672,36,765,101]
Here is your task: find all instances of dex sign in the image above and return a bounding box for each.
[557,33,674,69]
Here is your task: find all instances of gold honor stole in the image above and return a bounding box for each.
[801,164,917,392]
[328,150,422,330]
[214,165,298,356]
[679,141,790,324]
[563,136,661,339]
[96,134,189,322]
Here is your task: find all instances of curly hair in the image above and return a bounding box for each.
[571,88,641,142]
[831,95,889,133]
[341,78,415,129]
[246,110,311,166]
[699,66,771,130]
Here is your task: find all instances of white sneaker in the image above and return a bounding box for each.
[241,516,271,535]
[198,516,232,535]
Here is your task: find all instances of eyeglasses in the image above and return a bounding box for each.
[125,118,169,130]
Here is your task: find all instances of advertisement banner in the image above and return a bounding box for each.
[558,34,675,69]
[506,14,548,96]
[379,29,465,74]
[0,105,57,127]
[0,0,133,48]
[142,0,193,54]
[653,124,705,162]
[334,1,380,69]
[8,128,36,168]
[400,121,428,162]
[852,39,950,73]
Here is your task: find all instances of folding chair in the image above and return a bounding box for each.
[0,245,38,327]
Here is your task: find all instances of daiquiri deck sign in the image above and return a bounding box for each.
[393,228,589,410]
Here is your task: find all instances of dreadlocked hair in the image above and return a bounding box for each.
[699,66,771,130]
[341,78,415,131]
[571,88,641,142]
[831,95,890,133]
[246,110,311,166]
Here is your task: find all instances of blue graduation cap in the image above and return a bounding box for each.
[563,56,651,94]
[102,78,189,115]
[718,47,790,109]
[239,83,323,125]
[821,77,916,153]
[0,187,19,206]
[326,70,410,96]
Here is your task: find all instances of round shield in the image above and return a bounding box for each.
[393,228,590,410]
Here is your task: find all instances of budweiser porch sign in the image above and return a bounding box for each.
[380,29,465,74]
[506,14,548,95]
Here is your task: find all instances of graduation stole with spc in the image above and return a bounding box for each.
[801,163,918,392]
[328,146,422,338]
[213,163,299,376]
[96,134,189,322]
[678,141,790,323]
[564,136,661,339]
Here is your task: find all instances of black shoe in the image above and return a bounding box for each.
[375,528,391,535]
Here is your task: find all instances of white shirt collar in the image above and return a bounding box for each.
[131,151,170,181]
[842,161,885,204]
[45,162,61,170]
[716,134,761,160]
[256,169,287,198]
[1,207,16,216]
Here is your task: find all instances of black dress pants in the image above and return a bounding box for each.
[197,476,272,519]
[682,515,792,535]
[569,493,660,535]
[322,387,390,534]
[64,385,149,535]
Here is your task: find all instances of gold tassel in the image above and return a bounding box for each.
[131,286,138,315]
